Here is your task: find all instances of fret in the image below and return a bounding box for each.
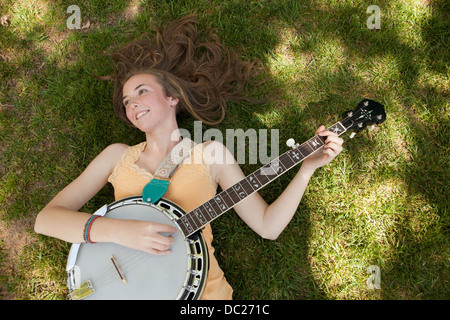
[278,155,290,170]
[279,152,296,170]
[268,158,288,177]
[232,182,248,200]
[299,142,314,155]
[213,194,228,211]
[317,134,327,144]
[227,187,241,204]
[307,135,324,151]
[297,144,309,158]
[280,151,297,170]
[247,173,262,190]
[176,220,187,235]
[327,122,346,135]
[192,207,209,224]
[253,168,270,185]
[260,159,278,177]
[178,216,194,235]
[240,178,256,194]
[275,157,288,173]
[287,148,304,162]
[259,163,273,177]
[208,198,222,217]
[220,190,235,208]
[203,201,217,218]
[185,210,201,230]
[264,157,287,176]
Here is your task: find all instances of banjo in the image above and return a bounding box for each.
[66,99,386,300]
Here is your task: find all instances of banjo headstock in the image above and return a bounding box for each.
[341,99,386,136]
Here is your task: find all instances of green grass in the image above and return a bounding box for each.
[0,0,448,300]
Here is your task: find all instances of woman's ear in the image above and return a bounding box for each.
[169,97,179,107]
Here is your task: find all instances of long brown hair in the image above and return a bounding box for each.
[101,14,262,126]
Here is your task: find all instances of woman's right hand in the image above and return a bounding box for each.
[91,218,178,255]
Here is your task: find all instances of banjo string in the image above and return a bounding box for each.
[82,232,186,287]
[73,199,203,292]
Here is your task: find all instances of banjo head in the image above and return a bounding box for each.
[66,196,209,300]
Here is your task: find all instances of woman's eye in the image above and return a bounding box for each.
[138,89,147,95]
[123,100,130,107]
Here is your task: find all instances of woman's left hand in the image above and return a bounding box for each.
[302,125,344,172]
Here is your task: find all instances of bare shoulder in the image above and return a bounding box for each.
[42,143,131,211]
[100,143,129,159]
[103,143,129,154]
[89,143,129,171]
[201,140,244,187]
[201,140,235,165]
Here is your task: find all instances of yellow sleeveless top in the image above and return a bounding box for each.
[107,142,233,300]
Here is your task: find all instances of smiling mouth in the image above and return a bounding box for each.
[136,110,150,120]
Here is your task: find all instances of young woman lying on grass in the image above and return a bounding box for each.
[34,15,343,299]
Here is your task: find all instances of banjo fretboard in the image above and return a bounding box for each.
[176,121,347,237]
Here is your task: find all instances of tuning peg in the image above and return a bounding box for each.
[286,138,296,148]
[368,124,375,131]
[349,132,356,139]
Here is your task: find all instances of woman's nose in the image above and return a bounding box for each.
[129,98,140,108]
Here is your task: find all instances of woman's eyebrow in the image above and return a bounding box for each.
[122,84,145,100]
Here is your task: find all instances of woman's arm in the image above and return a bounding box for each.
[34,143,129,242]
[34,143,178,255]
[208,126,344,240]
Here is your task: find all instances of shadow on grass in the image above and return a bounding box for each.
[278,0,449,299]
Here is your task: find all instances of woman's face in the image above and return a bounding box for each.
[122,73,178,132]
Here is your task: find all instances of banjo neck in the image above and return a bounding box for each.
[175,121,347,238]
